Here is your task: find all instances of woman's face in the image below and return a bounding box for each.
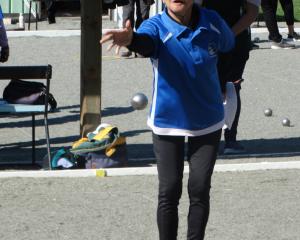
[164,0,193,19]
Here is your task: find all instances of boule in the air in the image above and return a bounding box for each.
[131,93,148,110]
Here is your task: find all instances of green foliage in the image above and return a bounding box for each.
[277,0,300,21]
[258,1,300,22]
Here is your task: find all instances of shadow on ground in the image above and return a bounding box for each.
[1,137,300,170]
[0,106,134,129]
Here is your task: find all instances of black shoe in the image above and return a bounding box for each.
[251,42,259,50]
[287,32,300,41]
[48,15,56,24]
[223,141,245,154]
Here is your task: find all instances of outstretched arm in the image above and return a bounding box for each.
[100,20,155,57]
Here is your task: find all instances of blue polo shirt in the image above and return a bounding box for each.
[0,5,3,20]
[137,7,235,136]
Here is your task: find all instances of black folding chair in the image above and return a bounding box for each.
[28,0,42,30]
[0,65,53,169]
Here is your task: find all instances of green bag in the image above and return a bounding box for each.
[43,148,86,170]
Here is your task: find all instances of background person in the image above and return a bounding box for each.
[120,0,154,57]
[44,0,57,24]
[261,0,297,49]
[100,0,235,238]
[202,0,260,154]
[0,4,9,63]
[283,0,300,41]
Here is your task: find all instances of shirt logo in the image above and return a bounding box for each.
[208,42,217,57]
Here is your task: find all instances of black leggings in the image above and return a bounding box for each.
[153,129,222,240]
[261,0,295,42]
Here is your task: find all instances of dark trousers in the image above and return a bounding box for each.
[44,0,56,19]
[153,129,222,240]
[261,0,295,42]
[122,0,150,29]
[218,31,249,142]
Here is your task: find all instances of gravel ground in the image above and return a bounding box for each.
[0,169,300,240]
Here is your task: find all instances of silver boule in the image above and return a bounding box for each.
[131,93,148,110]
[264,108,272,117]
[282,118,290,127]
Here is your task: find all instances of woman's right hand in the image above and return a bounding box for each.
[100,20,133,55]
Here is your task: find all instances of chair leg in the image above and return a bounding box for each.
[44,114,51,170]
[28,1,32,30]
[35,2,38,30]
[32,113,36,165]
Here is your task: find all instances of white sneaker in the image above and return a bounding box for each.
[287,32,300,41]
[271,39,296,49]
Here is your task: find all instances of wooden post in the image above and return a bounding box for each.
[80,0,102,137]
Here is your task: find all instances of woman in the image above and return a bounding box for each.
[100,0,235,239]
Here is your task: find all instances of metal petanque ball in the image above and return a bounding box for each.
[253,37,260,43]
[264,108,272,117]
[282,118,291,127]
[131,93,148,110]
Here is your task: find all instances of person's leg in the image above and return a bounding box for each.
[186,129,222,240]
[121,0,135,57]
[44,0,53,10]
[135,0,151,30]
[153,133,185,240]
[279,0,300,40]
[133,0,151,57]
[261,0,282,42]
[44,0,56,24]
[122,0,135,29]
[279,0,294,27]
[221,31,249,154]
